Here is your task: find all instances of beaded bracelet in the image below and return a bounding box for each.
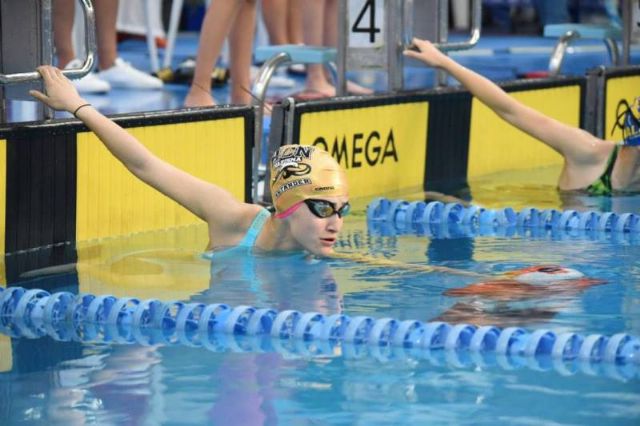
[72,103,92,118]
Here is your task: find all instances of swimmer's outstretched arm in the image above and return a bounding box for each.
[330,252,486,278]
[403,39,604,164]
[30,66,257,234]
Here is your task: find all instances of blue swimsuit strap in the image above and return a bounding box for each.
[237,208,271,248]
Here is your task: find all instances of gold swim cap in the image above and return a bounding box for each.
[270,145,348,213]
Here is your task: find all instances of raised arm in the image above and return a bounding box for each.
[30,66,253,233]
[404,39,604,163]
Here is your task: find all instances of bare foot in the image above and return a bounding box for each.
[305,80,336,97]
[305,79,373,97]
[346,80,373,95]
[322,67,373,95]
[184,87,216,107]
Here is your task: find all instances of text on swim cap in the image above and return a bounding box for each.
[312,129,398,169]
[274,178,312,199]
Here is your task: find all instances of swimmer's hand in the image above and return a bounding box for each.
[29,65,87,113]
[403,38,450,69]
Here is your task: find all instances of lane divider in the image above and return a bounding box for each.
[366,198,640,239]
[1,286,638,373]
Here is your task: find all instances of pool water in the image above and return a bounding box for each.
[1,183,639,425]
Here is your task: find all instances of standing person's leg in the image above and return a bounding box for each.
[259,0,299,89]
[53,0,76,68]
[93,0,119,70]
[262,0,289,44]
[93,0,163,89]
[261,0,303,45]
[184,0,245,107]
[302,0,334,96]
[287,0,304,44]
[322,0,337,47]
[53,0,162,92]
[321,0,371,95]
[228,0,257,105]
[53,0,112,93]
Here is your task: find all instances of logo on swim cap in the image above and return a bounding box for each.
[272,162,311,184]
[271,145,314,170]
[270,145,348,213]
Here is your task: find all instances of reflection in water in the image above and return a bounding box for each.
[0,342,161,425]
[203,250,343,313]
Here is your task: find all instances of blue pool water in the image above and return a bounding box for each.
[1,184,639,425]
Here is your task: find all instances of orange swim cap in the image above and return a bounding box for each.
[270,145,348,213]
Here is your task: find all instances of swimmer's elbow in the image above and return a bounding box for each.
[125,156,160,186]
[125,159,149,179]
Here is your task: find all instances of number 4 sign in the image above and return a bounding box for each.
[348,0,385,47]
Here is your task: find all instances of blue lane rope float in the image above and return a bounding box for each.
[1,286,639,376]
[366,198,640,239]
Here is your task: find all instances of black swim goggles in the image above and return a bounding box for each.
[303,199,351,219]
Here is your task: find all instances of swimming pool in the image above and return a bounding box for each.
[1,176,639,425]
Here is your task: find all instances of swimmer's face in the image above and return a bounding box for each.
[287,195,349,256]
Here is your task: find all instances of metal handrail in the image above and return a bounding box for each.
[0,0,95,84]
[251,52,292,203]
[548,30,580,76]
[432,0,482,52]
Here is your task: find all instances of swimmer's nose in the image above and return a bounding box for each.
[325,214,342,232]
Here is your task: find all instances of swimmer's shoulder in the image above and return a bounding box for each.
[207,203,272,249]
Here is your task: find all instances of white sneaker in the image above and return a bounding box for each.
[250,66,295,88]
[269,74,296,88]
[287,63,306,75]
[65,59,111,94]
[97,58,163,90]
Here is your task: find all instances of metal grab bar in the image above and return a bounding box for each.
[402,0,415,47]
[432,0,482,52]
[0,0,95,84]
[251,52,292,202]
[548,30,581,76]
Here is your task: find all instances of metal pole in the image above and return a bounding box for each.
[436,0,449,87]
[42,0,54,119]
[0,0,95,84]
[0,91,6,123]
[387,0,404,91]
[621,0,633,66]
[337,0,348,96]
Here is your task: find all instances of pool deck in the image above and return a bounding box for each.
[4,32,639,123]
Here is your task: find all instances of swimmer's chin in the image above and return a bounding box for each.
[315,246,336,257]
[312,246,337,258]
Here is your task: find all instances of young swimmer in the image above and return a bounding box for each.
[30,65,349,257]
[404,38,640,196]
[27,66,487,279]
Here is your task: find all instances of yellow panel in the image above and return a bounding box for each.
[605,75,640,143]
[76,118,246,241]
[468,85,580,178]
[299,102,429,197]
[0,334,11,372]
